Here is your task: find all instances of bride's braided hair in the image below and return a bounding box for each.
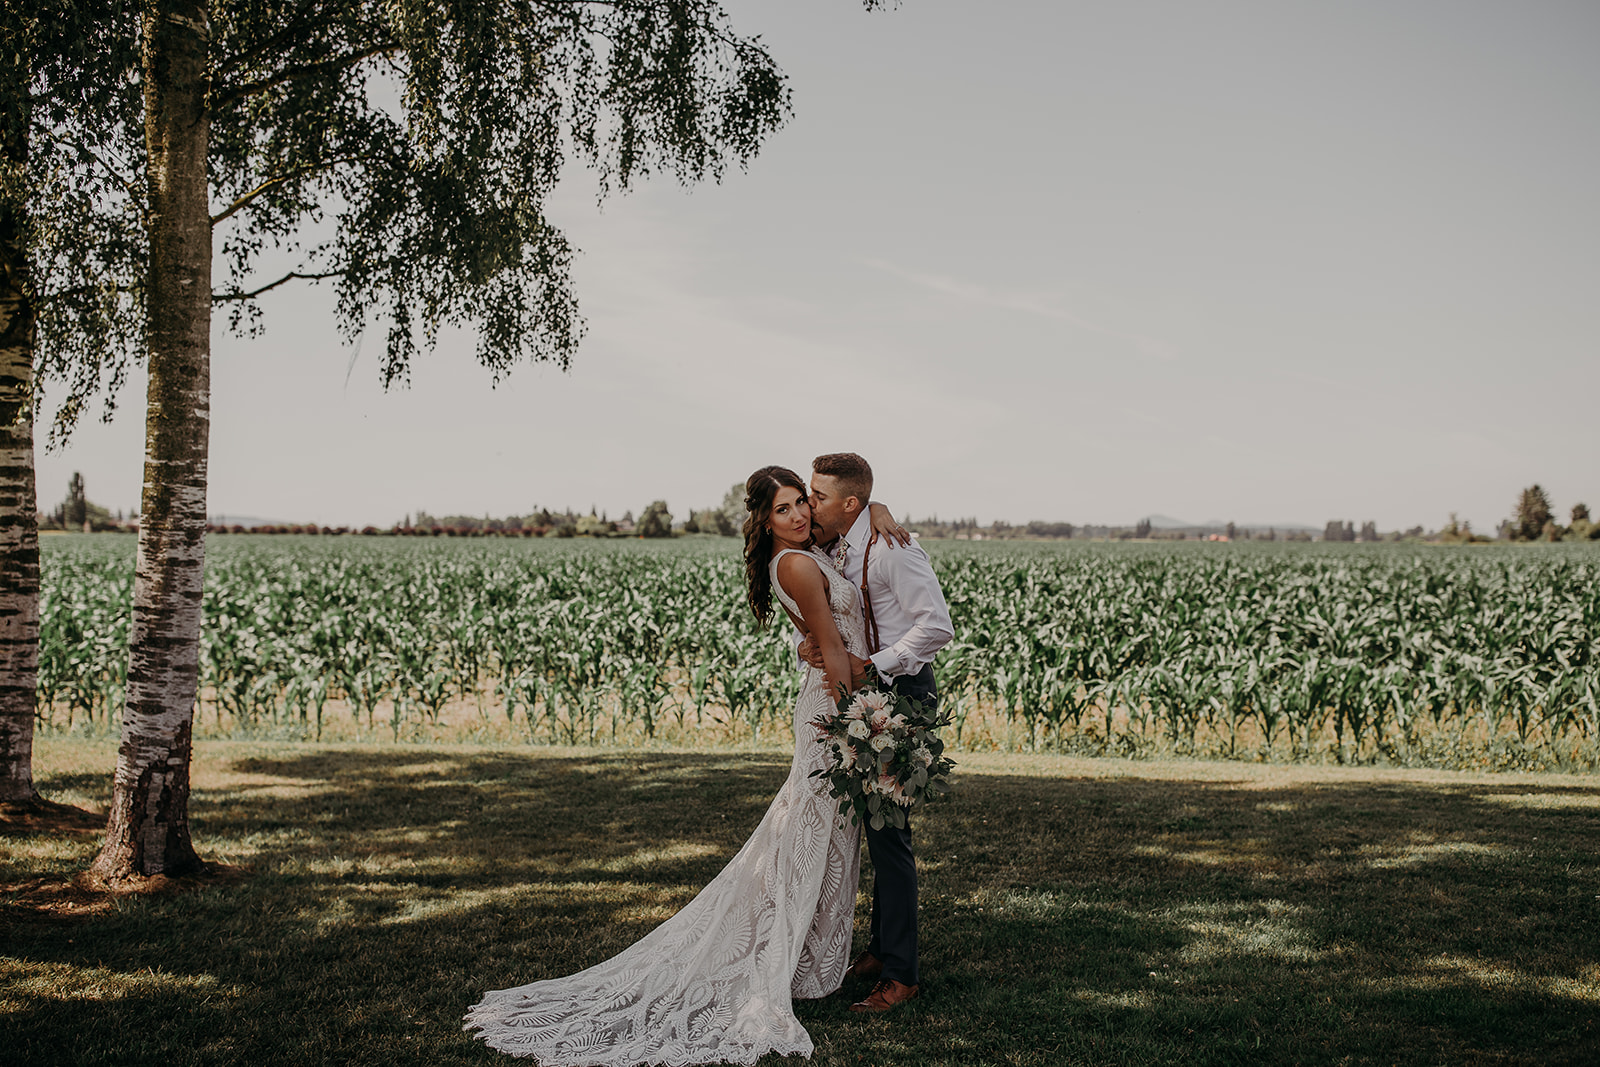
[742,465,811,626]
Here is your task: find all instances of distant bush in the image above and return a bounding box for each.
[638,501,673,539]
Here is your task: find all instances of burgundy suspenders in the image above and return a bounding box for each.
[859,536,882,655]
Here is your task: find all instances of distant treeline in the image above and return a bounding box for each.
[36,472,126,532]
[39,472,1599,544]
[209,506,651,538]
[907,488,1599,544]
[903,516,1326,542]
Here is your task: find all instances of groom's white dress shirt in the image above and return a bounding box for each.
[835,509,954,680]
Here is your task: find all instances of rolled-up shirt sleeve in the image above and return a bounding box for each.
[865,544,954,679]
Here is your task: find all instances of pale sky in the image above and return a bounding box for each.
[36,0,1600,532]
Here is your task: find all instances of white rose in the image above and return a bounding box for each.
[870,732,896,753]
[846,719,870,740]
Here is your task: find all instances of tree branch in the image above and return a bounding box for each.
[212,0,328,81]
[38,129,141,197]
[210,155,377,226]
[212,270,344,303]
[215,42,402,106]
[35,282,145,309]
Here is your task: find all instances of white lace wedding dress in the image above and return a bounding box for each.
[465,546,865,1065]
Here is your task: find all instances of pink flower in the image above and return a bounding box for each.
[881,775,912,807]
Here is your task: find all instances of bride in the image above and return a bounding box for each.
[466,465,896,1065]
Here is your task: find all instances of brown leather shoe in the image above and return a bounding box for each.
[848,978,919,1013]
[843,951,883,982]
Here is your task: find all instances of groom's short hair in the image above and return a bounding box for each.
[812,453,873,507]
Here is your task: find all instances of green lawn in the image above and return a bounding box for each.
[5,739,1598,1065]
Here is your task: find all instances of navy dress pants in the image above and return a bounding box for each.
[864,663,936,987]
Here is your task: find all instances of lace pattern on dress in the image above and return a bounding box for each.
[464,546,865,1064]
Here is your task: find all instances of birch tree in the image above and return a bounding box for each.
[87,0,213,880]
[0,21,38,804]
[1,3,143,806]
[25,0,871,883]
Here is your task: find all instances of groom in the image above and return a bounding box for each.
[800,452,954,1014]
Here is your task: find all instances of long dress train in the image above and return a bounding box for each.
[465,546,865,1065]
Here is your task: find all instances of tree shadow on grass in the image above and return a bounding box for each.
[906,771,1600,1066]
[5,750,1599,1066]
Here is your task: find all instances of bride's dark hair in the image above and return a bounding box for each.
[743,465,811,626]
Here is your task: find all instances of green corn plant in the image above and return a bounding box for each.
[35,533,1600,769]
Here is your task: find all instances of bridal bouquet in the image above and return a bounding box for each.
[810,684,955,831]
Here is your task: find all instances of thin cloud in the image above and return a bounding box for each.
[863,258,1180,361]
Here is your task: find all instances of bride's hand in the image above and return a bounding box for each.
[867,501,912,548]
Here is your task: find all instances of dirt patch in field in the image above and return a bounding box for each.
[1,874,119,921]
[3,863,253,925]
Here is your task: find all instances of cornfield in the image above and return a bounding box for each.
[36,536,1600,770]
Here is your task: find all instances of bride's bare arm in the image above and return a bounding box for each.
[776,553,853,700]
[868,501,912,548]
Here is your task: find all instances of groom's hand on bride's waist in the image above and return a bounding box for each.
[797,639,872,689]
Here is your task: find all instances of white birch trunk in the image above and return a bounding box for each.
[92,0,210,880]
[0,222,39,804]
[0,45,39,805]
